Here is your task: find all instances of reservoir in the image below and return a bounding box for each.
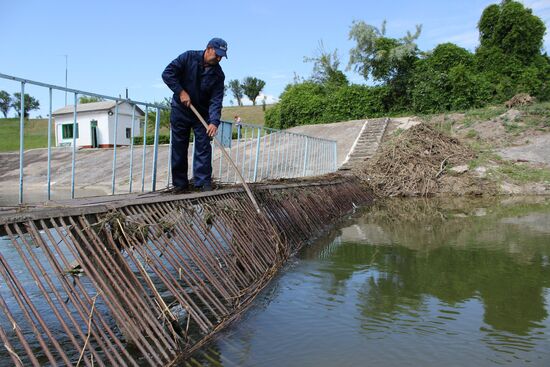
[206,197,550,366]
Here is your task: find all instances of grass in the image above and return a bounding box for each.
[462,105,507,127]
[0,118,55,152]
[493,161,550,183]
[221,104,273,126]
[468,150,502,170]
[518,101,550,128]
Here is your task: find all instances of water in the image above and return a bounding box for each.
[204,197,550,366]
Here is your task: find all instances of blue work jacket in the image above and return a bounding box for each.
[162,50,225,127]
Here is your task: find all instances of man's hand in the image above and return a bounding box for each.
[179,90,191,107]
[206,124,218,138]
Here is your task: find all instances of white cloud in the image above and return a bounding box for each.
[522,0,550,11]
[270,73,290,80]
[239,92,278,106]
[442,31,480,50]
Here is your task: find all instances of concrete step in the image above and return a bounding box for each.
[339,117,389,170]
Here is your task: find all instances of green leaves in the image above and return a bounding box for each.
[264,82,387,129]
[0,90,10,118]
[11,93,40,118]
[227,79,244,106]
[241,77,266,106]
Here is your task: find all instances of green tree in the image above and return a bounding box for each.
[410,43,491,112]
[348,20,421,111]
[477,0,545,65]
[0,90,11,118]
[147,97,171,129]
[304,40,348,88]
[79,95,105,104]
[348,21,421,82]
[11,93,40,118]
[241,77,266,106]
[476,0,548,101]
[228,79,244,106]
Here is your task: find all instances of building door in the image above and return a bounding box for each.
[91,120,98,148]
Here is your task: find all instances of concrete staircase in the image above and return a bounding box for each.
[339,117,389,170]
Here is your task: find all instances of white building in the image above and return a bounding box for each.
[52,101,144,148]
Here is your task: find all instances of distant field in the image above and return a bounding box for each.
[0,118,55,152]
[221,104,273,126]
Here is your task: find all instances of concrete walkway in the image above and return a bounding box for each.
[0,120,369,205]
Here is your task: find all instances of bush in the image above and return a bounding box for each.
[133,134,172,145]
[448,64,492,110]
[323,84,387,122]
[266,82,389,129]
[264,103,282,129]
[278,82,327,128]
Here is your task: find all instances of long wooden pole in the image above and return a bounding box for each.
[189,104,262,214]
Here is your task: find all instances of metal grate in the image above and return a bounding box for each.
[0,179,372,366]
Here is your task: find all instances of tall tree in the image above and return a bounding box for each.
[348,20,421,110]
[0,90,11,118]
[476,0,548,100]
[348,20,421,83]
[228,79,244,106]
[241,77,266,106]
[304,40,348,88]
[11,93,40,118]
[477,0,545,65]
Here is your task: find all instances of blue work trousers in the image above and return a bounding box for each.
[170,115,212,188]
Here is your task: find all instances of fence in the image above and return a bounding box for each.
[0,73,337,205]
[0,179,373,366]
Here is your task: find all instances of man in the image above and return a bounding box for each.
[234,114,242,136]
[162,37,227,192]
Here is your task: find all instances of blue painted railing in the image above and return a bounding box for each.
[0,73,337,204]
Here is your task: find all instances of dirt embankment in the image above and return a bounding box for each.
[355,100,550,197]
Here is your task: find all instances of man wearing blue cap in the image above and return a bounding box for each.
[162,38,227,192]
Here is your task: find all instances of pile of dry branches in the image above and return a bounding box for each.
[358,123,474,197]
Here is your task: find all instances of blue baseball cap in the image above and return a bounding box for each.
[207,37,228,58]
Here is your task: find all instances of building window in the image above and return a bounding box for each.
[126,128,132,139]
[62,124,79,139]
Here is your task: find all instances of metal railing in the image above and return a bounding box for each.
[210,121,337,184]
[0,73,337,205]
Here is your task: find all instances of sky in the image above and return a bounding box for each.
[0,0,549,118]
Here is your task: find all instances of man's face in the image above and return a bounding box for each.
[204,47,222,66]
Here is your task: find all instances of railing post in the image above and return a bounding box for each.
[302,136,309,176]
[151,107,161,191]
[191,134,196,177]
[333,141,338,171]
[253,127,261,182]
[167,128,172,188]
[259,128,265,180]
[218,126,224,180]
[247,127,253,181]
[234,125,241,183]
[128,104,136,193]
[47,88,53,200]
[265,129,272,178]
[70,92,78,199]
[141,106,148,192]
[111,100,119,195]
[18,82,25,204]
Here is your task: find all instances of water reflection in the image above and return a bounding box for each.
[206,197,550,366]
